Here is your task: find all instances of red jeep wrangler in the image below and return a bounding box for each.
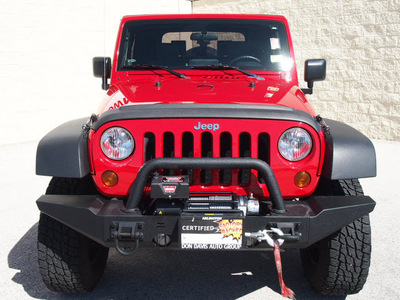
[36,14,376,296]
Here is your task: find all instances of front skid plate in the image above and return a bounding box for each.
[36,195,375,249]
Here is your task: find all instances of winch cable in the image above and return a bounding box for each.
[245,229,296,298]
[273,240,295,299]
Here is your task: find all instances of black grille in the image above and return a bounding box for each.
[144,131,270,185]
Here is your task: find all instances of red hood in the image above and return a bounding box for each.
[99,74,315,116]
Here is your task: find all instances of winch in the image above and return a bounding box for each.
[185,194,259,215]
[150,175,260,216]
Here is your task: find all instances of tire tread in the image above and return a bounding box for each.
[38,176,108,293]
[301,179,371,295]
[38,214,87,293]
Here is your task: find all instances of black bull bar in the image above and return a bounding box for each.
[125,157,286,213]
[36,158,376,249]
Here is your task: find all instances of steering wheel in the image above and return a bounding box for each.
[229,55,261,66]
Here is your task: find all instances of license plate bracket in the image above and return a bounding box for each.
[180,215,244,250]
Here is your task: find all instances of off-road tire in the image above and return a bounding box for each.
[37,177,109,293]
[300,179,371,295]
[46,176,98,195]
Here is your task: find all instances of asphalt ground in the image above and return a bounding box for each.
[1,139,399,300]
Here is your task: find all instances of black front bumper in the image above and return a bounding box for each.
[37,193,375,249]
[37,157,375,250]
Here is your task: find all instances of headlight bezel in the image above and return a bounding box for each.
[100,126,135,161]
[278,127,312,162]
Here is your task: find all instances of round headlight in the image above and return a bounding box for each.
[100,127,134,160]
[278,128,312,161]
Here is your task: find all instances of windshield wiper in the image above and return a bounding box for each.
[192,65,265,80]
[121,64,189,79]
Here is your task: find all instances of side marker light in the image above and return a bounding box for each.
[102,170,119,187]
[294,171,311,188]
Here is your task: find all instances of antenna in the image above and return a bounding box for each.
[103,0,106,83]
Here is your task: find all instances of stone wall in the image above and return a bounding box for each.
[194,0,400,141]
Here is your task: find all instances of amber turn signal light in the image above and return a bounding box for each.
[294,171,311,188]
[102,170,118,187]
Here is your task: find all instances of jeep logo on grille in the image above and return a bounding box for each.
[194,122,220,132]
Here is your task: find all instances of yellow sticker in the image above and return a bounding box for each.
[218,219,243,241]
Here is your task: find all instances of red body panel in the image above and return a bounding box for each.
[90,119,323,199]
[99,73,316,116]
[90,14,324,199]
[97,14,311,114]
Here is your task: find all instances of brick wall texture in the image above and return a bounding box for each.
[194,0,400,141]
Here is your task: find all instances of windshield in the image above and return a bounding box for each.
[118,18,292,72]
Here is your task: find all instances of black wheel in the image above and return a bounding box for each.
[37,177,109,293]
[300,179,371,295]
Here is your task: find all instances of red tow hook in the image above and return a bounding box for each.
[245,228,295,299]
[273,240,295,299]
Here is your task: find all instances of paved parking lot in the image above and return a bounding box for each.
[2,139,399,299]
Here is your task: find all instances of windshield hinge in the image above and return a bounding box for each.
[316,115,330,135]
[82,113,98,135]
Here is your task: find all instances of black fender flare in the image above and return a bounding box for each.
[36,118,90,178]
[322,119,376,180]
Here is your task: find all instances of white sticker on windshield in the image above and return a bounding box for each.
[270,55,283,63]
[270,38,281,50]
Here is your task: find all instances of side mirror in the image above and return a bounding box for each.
[302,59,326,94]
[93,57,112,90]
